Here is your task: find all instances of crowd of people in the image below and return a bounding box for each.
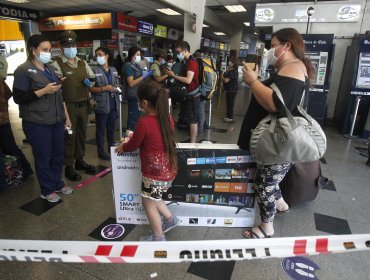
[1,27,329,241]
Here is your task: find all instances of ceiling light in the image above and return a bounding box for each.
[6,0,29,3]
[254,32,258,35]
[225,5,246,13]
[244,22,251,26]
[214,32,226,36]
[156,8,181,16]
[203,24,209,27]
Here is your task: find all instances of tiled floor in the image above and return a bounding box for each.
[1,97,370,280]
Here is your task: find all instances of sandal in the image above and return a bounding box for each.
[242,226,273,239]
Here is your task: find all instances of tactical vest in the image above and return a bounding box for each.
[54,56,89,102]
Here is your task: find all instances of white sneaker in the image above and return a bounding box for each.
[56,186,73,195]
[40,192,61,203]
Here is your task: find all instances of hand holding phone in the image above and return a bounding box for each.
[56,77,67,85]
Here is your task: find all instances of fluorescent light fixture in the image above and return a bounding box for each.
[225,5,246,13]
[156,8,181,16]
[214,32,226,36]
[203,24,209,27]
[254,32,258,35]
[244,22,251,26]
[6,0,29,3]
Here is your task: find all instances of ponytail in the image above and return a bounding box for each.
[156,88,177,170]
[137,80,178,171]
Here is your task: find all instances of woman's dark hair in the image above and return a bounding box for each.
[272,28,314,81]
[95,46,113,66]
[26,34,50,61]
[137,80,177,170]
[230,56,238,70]
[126,46,141,63]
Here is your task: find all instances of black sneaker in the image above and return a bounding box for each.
[65,165,81,181]
[98,153,111,161]
[75,159,97,173]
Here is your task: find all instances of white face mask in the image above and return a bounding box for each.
[267,44,284,66]
[167,63,173,68]
[97,56,106,65]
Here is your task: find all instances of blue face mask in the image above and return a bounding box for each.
[177,52,184,61]
[64,47,77,59]
[135,55,141,64]
[97,56,106,65]
[37,51,51,64]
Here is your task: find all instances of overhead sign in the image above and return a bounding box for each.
[154,25,167,38]
[0,3,39,21]
[117,13,137,33]
[220,43,225,50]
[39,13,112,31]
[138,20,154,35]
[255,3,361,24]
[168,28,179,40]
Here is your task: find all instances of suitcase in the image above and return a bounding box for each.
[280,160,324,208]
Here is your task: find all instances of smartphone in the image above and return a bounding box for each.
[245,54,258,70]
[56,77,66,85]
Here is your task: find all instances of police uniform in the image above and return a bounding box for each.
[51,30,96,181]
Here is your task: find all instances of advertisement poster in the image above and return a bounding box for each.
[121,35,137,49]
[117,13,137,32]
[356,52,370,88]
[111,144,256,228]
[154,25,168,38]
[203,38,210,47]
[101,32,118,50]
[39,13,112,31]
[77,41,93,62]
[138,20,154,35]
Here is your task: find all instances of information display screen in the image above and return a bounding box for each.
[356,52,370,88]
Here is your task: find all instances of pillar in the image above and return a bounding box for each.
[183,0,206,53]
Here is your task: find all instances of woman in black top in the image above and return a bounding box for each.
[222,56,239,122]
[238,28,313,239]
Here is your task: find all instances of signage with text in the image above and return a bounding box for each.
[39,13,112,31]
[0,3,39,21]
[255,3,361,24]
[117,13,137,32]
[154,25,167,38]
[138,20,154,35]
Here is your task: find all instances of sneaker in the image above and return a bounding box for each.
[139,234,166,242]
[162,216,181,233]
[98,153,111,161]
[56,186,73,195]
[223,117,234,123]
[40,192,61,203]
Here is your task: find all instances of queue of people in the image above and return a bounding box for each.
[2,27,320,242]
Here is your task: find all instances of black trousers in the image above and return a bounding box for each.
[226,91,237,119]
[0,122,32,174]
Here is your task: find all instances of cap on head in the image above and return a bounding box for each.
[0,56,8,79]
[59,30,77,45]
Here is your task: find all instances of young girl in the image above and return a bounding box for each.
[115,80,180,241]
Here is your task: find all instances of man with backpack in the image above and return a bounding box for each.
[165,41,200,143]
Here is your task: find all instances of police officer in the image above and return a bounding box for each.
[51,30,96,181]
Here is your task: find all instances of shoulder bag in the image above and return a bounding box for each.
[249,83,327,165]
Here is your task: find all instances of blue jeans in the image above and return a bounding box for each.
[127,99,140,131]
[198,99,206,134]
[95,110,117,155]
[23,121,65,196]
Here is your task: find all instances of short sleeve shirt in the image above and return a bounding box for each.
[150,62,162,77]
[122,63,135,78]
[187,59,199,92]
[224,69,239,92]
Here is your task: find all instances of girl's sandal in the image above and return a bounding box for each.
[242,225,273,239]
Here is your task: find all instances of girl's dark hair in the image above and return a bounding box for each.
[126,46,141,63]
[137,80,177,170]
[95,46,113,66]
[272,28,314,81]
[26,34,50,61]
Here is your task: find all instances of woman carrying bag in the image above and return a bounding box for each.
[238,28,314,239]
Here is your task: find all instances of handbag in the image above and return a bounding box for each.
[169,81,188,103]
[280,160,322,207]
[249,83,327,165]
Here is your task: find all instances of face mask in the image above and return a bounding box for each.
[64,47,77,59]
[267,44,284,66]
[228,61,233,66]
[97,56,106,65]
[135,55,141,64]
[167,63,173,68]
[36,51,51,64]
[177,52,184,61]
[160,59,166,65]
